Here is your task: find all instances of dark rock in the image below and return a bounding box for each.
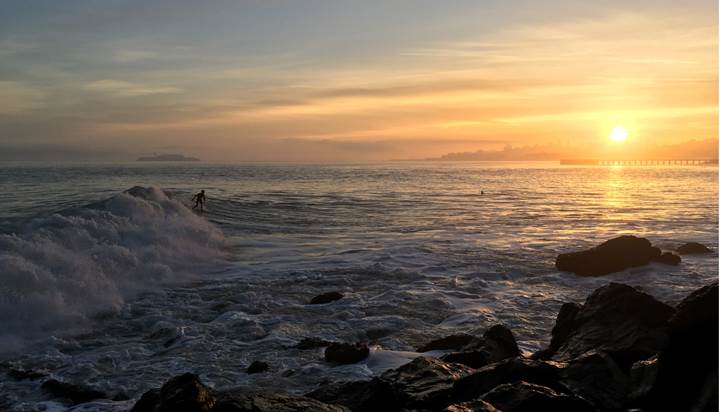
[676,242,712,255]
[365,328,393,340]
[325,342,369,364]
[157,373,215,412]
[41,379,108,405]
[556,235,662,276]
[533,303,581,360]
[537,283,674,367]
[417,334,476,352]
[130,389,160,412]
[632,282,718,412]
[310,292,344,305]
[650,252,681,265]
[307,378,398,412]
[437,325,520,369]
[560,351,629,411]
[7,368,46,380]
[454,357,564,402]
[246,361,269,374]
[628,356,659,402]
[380,356,474,409]
[214,390,350,412]
[480,381,595,412]
[443,399,500,411]
[296,337,334,349]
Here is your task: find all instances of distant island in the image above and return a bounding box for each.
[136,154,200,162]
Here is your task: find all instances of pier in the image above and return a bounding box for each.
[560,159,718,166]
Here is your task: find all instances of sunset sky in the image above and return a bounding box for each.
[1,0,717,162]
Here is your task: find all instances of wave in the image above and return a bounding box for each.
[0,186,226,353]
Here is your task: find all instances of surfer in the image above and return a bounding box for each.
[192,190,206,212]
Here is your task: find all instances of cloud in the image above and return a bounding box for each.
[111,50,159,63]
[0,81,46,114]
[84,79,181,97]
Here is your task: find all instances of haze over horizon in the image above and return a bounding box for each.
[1,1,717,162]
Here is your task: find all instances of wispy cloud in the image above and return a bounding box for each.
[84,80,181,97]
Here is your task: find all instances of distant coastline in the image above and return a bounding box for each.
[136,154,200,162]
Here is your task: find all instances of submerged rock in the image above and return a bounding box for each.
[295,337,334,349]
[41,379,108,405]
[536,283,674,367]
[325,342,370,364]
[556,235,662,276]
[480,381,595,412]
[213,390,350,412]
[676,242,712,255]
[310,292,344,305]
[246,361,269,374]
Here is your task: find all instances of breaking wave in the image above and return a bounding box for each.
[0,187,226,352]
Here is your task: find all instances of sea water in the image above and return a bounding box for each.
[0,161,717,411]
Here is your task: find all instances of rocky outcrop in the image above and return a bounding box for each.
[310,292,344,304]
[417,333,476,352]
[556,235,669,276]
[535,283,674,368]
[213,390,350,412]
[418,325,520,369]
[41,379,108,405]
[325,342,370,364]
[480,381,595,412]
[443,399,500,411]
[306,379,397,412]
[559,351,629,411]
[676,242,712,254]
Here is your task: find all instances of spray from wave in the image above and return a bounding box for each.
[0,187,226,353]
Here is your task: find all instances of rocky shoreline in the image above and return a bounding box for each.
[7,237,718,411]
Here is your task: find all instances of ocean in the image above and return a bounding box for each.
[0,161,717,411]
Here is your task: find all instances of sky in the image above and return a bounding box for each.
[0,0,717,162]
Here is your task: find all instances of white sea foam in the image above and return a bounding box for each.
[0,187,225,352]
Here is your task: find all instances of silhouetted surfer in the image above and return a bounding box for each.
[192,190,206,212]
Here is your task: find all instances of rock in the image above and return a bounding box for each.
[380,356,474,409]
[40,379,108,405]
[650,252,681,265]
[533,303,581,360]
[436,325,520,369]
[443,399,500,412]
[632,282,718,411]
[156,373,215,412]
[246,361,269,374]
[556,235,662,276]
[7,368,46,380]
[417,334,477,352]
[310,292,344,305]
[676,242,712,255]
[214,390,350,412]
[480,381,595,412]
[365,328,393,340]
[306,379,398,412]
[560,351,630,411]
[296,337,334,349]
[453,357,564,402]
[130,389,160,412]
[325,342,370,364]
[537,283,674,368]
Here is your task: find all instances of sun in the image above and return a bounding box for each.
[609,126,629,142]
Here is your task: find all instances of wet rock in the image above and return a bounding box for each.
[560,351,630,411]
[130,389,160,412]
[143,373,215,412]
[537,283,674,367]
[296,337,334,349]
[417,334,477,352]
[454,357,564,402]
[480,381,595,412]
[533,303,581,360]
[436,325,520,369]
[7,368,46,380]
[306,378,398,412]
[325,342,369,364]
[246,361,269,374]
[676,242,712,255]
[41,379,108,405]
[214,390,350,412]
[443,399,500,412]
[380,356,474,409]
[650,252,681,265]
[632,282,718,412]
[310,292,344,305]
[365,328,393,340]
[556,235,662,276]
